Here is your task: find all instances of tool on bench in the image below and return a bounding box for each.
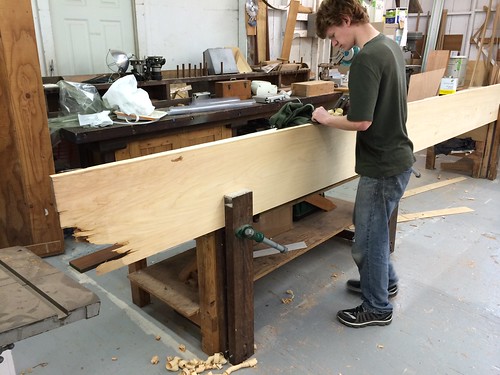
[236,224,289,253]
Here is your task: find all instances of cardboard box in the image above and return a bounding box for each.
[215,79,251,100]
[291,80,335,97]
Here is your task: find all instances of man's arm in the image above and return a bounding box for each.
[312,106,372,131]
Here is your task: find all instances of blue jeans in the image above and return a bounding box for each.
[352,168,412,313]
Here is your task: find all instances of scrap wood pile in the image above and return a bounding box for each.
[469,2,500,86]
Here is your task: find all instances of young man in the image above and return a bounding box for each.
[311,0,415,328]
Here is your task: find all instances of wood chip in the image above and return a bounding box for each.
[281,289,295,304]
[151,355,160,365]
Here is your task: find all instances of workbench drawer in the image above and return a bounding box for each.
[215,80,252,100]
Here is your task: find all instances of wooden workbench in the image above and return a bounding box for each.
[0,246,100,347]
[50,84,500,363]
[56,93,342,168]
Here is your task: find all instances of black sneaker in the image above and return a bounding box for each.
[337,304,392,328]
[346,279,399,298]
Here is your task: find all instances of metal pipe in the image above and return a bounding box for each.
[166,99,256,115]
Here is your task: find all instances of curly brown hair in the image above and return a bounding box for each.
[315,0,369,39]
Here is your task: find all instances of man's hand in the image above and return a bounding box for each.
[312,106,372,131]
[311,106,331,125]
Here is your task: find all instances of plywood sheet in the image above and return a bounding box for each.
[50,84,500,274]
[425,50,450,72]
[407,68,446,102]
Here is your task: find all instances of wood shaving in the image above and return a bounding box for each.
[155,335,161,341]
[151,355,160,365]
[165,353,257,375]
[281,289,295,304]
[179,344,186,352]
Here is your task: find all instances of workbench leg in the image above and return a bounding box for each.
[487,107,500,180]
[128,259,150,307]
[196,230,227,355]
[224,190,255,364]
[425,146,436,170]
[389,203,398,253]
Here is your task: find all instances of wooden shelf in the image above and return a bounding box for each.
[127,198,353,324]
[253,198,353,280]
[44,68,311,114]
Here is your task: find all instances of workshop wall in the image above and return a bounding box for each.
[134,0,244,70]
[32,0,497,77]
[32,0,246,76]
[266,0,498,80]
[399,0,498,61]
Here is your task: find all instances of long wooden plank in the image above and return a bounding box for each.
[402,177,467,198]
[407,84,500,151]
[0,0,64,255]
[50,84,500,275]
[256,0,268,63]
[280,0,300,61]
[398,207,474,222]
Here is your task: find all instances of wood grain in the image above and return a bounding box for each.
[50,84,500,274]
[0,0,64,255]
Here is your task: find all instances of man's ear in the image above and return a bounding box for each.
[342,17,351,26]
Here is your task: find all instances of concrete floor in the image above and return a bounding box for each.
[7,151,500,375]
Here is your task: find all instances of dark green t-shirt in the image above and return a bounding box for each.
[347,33,415,177]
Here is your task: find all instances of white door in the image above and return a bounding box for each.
[47,0,136,76]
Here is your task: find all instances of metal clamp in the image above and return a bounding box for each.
[235,224,288,253]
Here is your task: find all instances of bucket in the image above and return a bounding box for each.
[446,56,467,87]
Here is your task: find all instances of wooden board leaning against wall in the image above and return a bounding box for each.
[0,0,64,256]
[50,84,500,275]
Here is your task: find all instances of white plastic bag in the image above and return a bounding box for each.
[102,75,154,116]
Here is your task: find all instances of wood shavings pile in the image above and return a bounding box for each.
[165,352,258,375]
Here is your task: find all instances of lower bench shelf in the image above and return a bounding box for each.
[127,198,354,327]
